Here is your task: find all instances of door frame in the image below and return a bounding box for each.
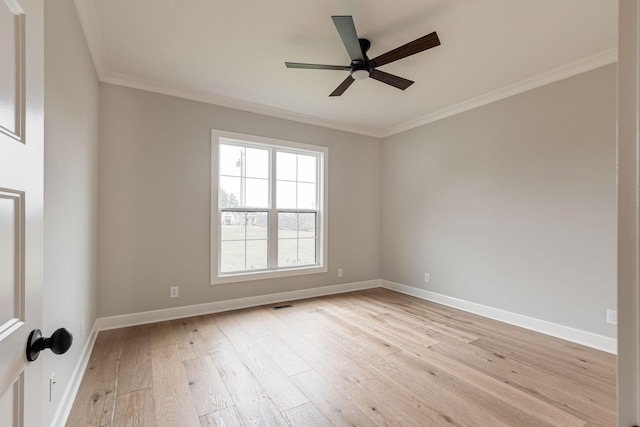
[617,1,640,425]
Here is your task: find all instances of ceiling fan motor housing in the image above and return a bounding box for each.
[351,39,371,80]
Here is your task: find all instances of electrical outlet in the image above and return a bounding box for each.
[49,373,56,402]
[606,309,617,325]
[170,286,179,298]
[424,273,430,283]
[337,268,343,278]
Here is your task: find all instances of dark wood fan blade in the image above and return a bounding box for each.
[370,32,440,68]
[329,75,355,96]
[331,16,364,62]
[369,69,414,90]
[285,62,349,71]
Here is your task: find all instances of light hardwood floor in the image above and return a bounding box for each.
[66,288,617,426]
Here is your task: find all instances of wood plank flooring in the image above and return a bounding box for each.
[66,288,617,426]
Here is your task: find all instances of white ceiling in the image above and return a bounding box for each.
[74,0,617,137]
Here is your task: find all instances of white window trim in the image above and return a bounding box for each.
[210,129,328,285]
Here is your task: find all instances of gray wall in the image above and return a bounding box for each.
[43,0,99,423]
[97,84,382,317]
[98,65,616,339]
[382,64,617,338]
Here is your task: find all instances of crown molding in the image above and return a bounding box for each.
[100,70,384,137]
[97,48,618,139]
[381,48,618,137]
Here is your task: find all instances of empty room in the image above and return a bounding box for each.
[1,0,639,426]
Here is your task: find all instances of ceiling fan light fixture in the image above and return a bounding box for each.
[351,68,370,80]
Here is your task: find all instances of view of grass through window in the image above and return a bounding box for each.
[218,140,320,274]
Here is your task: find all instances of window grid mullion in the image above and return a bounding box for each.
[315,155,321,263]
[295,154,299,211]
[296,213,300,265]
[240,148,246,207]
[269,148,278,269]
[243,212,248,270]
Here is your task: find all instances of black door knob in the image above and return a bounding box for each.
[26,328,73,362]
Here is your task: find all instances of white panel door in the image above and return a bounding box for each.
[0,0,44,426]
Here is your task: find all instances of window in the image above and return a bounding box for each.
[211,130,328,284]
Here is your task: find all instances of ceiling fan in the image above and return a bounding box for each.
[285,15,440,97]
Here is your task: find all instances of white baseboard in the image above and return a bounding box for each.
[95,277,618,353]
[50,322,99,427]
[381,280,617,354]
[96,279,381,331]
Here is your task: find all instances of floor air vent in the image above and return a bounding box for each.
[273,304,293,310]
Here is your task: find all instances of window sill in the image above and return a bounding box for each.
[211,265,328,285]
